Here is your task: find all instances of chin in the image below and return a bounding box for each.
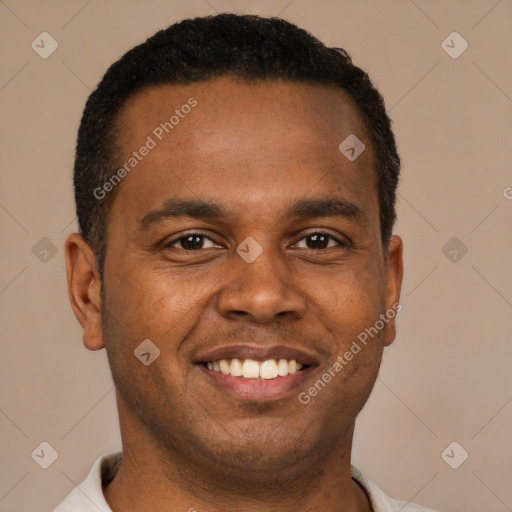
[194,422,322,474]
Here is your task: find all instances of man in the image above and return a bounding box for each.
[56,12,437,512]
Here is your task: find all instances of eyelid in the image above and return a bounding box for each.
[164,229,349,250]
[164,230,221,248]
[292,230,349,248]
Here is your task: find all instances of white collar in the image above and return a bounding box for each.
[54,451,437,512]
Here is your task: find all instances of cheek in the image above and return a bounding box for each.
[313,282,385,402]
[104,263,217,353]
[306,264,386,397]
[100,269,194,410]
[310,264,385,335]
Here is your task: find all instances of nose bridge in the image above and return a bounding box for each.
[216,238,306,322]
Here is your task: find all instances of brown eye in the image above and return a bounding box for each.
[296,233,345,250]
[167,234,219,251]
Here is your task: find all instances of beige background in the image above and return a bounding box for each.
[1,0,511,511]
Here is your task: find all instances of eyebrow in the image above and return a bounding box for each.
[138,197,365,231]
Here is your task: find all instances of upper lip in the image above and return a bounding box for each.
[193,344,319,366]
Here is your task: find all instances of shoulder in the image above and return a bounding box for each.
[350,465,440,512]
[53,451,122,512]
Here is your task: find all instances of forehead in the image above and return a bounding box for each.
[109,77,377,228]
[116,77,371,152]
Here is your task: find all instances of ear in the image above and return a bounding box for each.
[383,235,403,347]
[65,233,104,351]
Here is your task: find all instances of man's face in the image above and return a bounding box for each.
[98,77,402,475]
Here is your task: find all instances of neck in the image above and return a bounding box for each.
[103,395,372,512]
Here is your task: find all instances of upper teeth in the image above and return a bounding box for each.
[206,358,304,379]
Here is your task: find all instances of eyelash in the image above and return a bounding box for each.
[165,231,348,251]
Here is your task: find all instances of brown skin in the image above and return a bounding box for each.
[65,76,403,512]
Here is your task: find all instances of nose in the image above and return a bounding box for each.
[216,244,307,324]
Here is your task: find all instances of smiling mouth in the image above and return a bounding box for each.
[201,358,309,380]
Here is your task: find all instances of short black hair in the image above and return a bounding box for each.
[74,13,400,281]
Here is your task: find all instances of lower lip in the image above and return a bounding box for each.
[197,364,315,401]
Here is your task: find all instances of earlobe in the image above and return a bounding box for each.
[65,233,105,351]
[383,235,404,347]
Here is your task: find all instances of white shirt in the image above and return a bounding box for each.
[54,451,439,512]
